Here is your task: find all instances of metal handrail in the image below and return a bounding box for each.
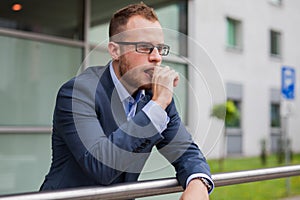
[0,165,299,200]
[0,126,51,134]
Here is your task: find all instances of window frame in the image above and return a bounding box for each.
[225,83,243,155]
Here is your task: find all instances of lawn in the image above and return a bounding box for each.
[208,153,300,200]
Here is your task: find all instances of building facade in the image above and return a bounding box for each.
[188,0,300,159]
[0,0,299,197]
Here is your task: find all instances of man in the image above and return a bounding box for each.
[40,3,214,199]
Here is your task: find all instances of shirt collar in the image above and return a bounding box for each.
[109,61,145,103]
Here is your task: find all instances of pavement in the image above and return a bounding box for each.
[281,196,300,200]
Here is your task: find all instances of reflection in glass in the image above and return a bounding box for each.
[89,1,187,56]
[0,35,81,125]
[0,0,84,40]
[0,133,51,195]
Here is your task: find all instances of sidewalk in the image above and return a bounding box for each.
[281,196,300,200]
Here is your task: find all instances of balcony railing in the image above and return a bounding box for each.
[0,165,299,200]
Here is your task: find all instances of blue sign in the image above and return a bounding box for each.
[281,66,295,100]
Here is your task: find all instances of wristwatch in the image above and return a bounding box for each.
[192,177,212,191]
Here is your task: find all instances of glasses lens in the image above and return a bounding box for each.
[136,43,170,56]
[136,43,153,53]
[158,45,170,56]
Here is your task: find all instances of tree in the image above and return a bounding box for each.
[211,100,240,123]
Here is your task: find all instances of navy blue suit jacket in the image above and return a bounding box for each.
[40,64,211,191]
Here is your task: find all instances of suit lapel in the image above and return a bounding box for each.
[111,87,127,125]
[98,64,127,128]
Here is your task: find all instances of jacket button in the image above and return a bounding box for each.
[145,139,151,144]
[133,147,142,153]
[141,142,147,148]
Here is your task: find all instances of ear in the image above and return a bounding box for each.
[108,42,120,61]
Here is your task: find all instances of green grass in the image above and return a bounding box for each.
[208,154,300,200]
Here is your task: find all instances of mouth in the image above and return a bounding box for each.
[144,69,154,78]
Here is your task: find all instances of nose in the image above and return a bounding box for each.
[149,47,162,63]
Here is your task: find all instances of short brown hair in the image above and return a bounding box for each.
[109,3,159,39]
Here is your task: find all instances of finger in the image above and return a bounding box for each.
[152,66,167,83]
[173,73,179,87]
[152,66,161,82]
[153,66,176,85]
[165,68,179,87]
[158,67,179,88]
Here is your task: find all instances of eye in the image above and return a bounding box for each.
[137,43,153,52]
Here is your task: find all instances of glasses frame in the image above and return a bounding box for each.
[115,41,170,56]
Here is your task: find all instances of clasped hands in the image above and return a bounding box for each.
[151,66,179,110]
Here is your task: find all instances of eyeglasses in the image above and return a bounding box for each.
[115,42,170,56]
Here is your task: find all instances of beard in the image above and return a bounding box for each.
[118,56,153,94]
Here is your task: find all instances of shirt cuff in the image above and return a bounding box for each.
[142,100,169,133]
[186,173,214,194]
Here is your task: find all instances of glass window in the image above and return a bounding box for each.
[89,22,109,45]
[271,103,281,127]
[227,134,242,154]
[225,100,241,128]
[226,17,242,49]
[0,35,81,125]
[270,134,281,153]
[89,1,187,56]
[0,0,84,40]
[269,0,282,6]
[270,30,281,56]
[0,133,51,195]
[87,45,111,67]
[156,2,187,56]
[225,83,243,155]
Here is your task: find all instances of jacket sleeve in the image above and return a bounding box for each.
[155,99,212,189]
[53,76,164,185]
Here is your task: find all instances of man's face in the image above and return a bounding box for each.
[114,15,165,93]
